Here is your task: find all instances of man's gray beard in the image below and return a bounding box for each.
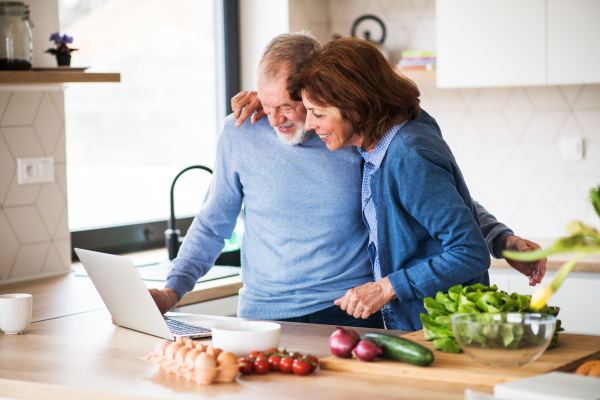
[271,120,311,146]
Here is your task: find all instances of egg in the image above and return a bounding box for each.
[174,346,191,363]
[153,339,172,356]
[206,346,222,358]
[184,349,201,366]
[194,353,218,385]
[164,343,183,360]
[195,342,207,352]
[185,338,195,348]
[214,352,240,383]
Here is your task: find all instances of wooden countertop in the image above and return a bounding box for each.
[0,271,242,322]
[0,309,493,400]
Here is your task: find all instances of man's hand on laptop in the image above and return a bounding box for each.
[149,288,179,314]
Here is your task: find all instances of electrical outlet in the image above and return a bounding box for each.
[559,137,584,161]
[17,157,55,185]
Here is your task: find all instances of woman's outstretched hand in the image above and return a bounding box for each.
[231,91,266,127]
[335,277,397,319]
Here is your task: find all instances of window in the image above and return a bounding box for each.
[60,0,240,256]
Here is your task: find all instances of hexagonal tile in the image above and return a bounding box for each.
[472,112,517,143]
[503,149,536,204]
[329,0,382,24]
[53,205,70,240]
[33,94,63,156]
[405,20,435,50]
[503,87,534,138]
[522,111,567,143]
[36,182,66,236]
[512,206,566,238]
[451,116,484,173]
[425,87,466,111]
[522,143,568,174]
[471,88,512,111]
[470,175,518,209]
[555,181,592,225]
[431,111,466,142]
[10,242,50,279]
[525,86,568,110]
[299,0,329,25]
[53,128,66,163]
[0,134,15,204]
[53,239,71,267]
[0,92,10,120]
[54,163,68,199]
[1,126,44,158]
[4,206,50,244]
[411,0,435,18]
[1,92,43,126]
[0,211,19,279]
[378,0,418,21]
[574,110,600,141]
[574,84,600,109]
[386,22,415,56]
[42,243,67,273]
[49,90,65,123]
[472,144,515,174]
[3,173,41,207]
[576,143,600,174]
[559,85,583,107]
[523,176,569,207]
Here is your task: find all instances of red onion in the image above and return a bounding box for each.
[352,340,382,362]
[329,327,361,358]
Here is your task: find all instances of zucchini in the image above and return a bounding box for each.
[361,333,434,366]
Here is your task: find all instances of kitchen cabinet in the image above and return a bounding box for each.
[436,0,600,88]
[547,0,600,85]
[489,268,600,336]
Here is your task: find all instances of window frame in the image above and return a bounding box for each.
[70,0,241,262]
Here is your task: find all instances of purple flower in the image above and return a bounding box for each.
[46,32,78,54]
[49,32,61,42]
[60,34,73,44]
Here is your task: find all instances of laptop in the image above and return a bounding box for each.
[75,248,221,340]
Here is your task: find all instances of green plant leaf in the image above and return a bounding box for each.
[590,185,600,218]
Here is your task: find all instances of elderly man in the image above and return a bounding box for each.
[150,32,545,328]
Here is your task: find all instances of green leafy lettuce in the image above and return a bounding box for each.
[420,284,562,353]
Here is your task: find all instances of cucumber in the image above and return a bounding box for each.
[361,333,434,366]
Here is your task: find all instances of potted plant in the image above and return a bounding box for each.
[45,32,78,66]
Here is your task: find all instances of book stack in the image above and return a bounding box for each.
[398,50,436,71]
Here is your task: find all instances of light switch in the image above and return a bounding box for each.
[559,137,584,161]
[17,157,55,185]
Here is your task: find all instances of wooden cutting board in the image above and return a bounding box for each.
[320,331,600,386]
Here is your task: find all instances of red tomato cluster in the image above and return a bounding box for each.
[238,348,318,377]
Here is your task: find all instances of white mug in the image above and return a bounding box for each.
[0,293,32,334]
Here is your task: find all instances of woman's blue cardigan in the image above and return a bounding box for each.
[371,109,490,331]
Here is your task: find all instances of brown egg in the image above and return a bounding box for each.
[195,342,207,352]
[153,339,172,356]
[175,336,185,345]
[184,349,201,366]
[164,343,183,359]
[206,346,222,358]
[194,353,218,385]
[214,352,240,383]
[185,338,195,348]
[174,346,191,363]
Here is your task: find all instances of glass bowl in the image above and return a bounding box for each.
[451,313,556,368]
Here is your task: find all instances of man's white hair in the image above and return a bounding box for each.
[256,31,321,86]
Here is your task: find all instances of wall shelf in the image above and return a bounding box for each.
[400,69,436,83]
[0,71,120,84]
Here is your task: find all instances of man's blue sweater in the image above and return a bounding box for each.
[166,115,375,319]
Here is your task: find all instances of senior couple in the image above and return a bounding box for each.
[151,32,546,331]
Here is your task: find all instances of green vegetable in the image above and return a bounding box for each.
[420,284,563,353]
[504,185,600,309]
[361,333,434,366]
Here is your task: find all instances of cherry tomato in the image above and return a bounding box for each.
[248,351,260,358]
[279,356,294,373]
[266,348,278,354]
[292,358,311,376]
[289,351,303,359]
[268,355,281,371]
[253,358,270,375]
[305,354,319,371]
[238,358,253,375]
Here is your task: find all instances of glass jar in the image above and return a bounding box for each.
[0,2,33,70]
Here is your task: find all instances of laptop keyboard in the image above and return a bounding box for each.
[164,318,212,337]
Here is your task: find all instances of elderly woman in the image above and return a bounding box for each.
[287,38,491,331]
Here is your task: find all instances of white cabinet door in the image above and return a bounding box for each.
[436,0,546,88]
[547,0,600,85]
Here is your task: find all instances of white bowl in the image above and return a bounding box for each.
[211,321,281,357]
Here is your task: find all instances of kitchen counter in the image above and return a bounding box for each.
[0,308,494,400]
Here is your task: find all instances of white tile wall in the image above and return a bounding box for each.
[290,0,600,238]
[0,89,71,283]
